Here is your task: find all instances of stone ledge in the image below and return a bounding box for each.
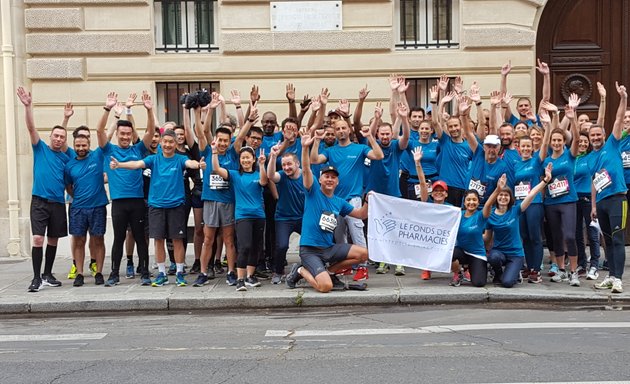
[26,58,86,80]
[461,26,536,48]
[25,0,147,4]
[222,30,392,53]
[26,33,153,55]
[25,8,83,30]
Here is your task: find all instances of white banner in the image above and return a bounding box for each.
[367,192,461,273]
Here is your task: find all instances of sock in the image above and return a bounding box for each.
[32,247,43,279]
[176,263,184,273]
[90,258,96,264]
[158,263,166,275]
[43,245,57,275]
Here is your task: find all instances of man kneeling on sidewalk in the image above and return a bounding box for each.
[286,131,369,293]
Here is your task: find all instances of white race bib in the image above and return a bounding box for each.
[319,212,337,232]
[547,177,569,198]
[593,169,612,193]
[209,174,229,190]
[468,178,487,198]
[622,151,630,168]
[514,182,531,200]
[414,182,433,199]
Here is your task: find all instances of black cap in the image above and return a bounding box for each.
[320,165,339,177]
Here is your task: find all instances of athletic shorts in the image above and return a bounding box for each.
[69,206,107,236]
[30,195,68,238]
[203,201,235,228]
[148,205,187,239]
[299,244,352,277]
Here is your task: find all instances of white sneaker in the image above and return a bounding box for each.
[595,275,614,290]
[551,270,569,282]
[569,272,580,287]
[611,278,623,293]
[586,267,599,280]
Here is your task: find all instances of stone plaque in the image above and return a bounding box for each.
[270,1,342,32]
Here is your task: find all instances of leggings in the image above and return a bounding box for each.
[235,219,265,269]
[597,194,627,279]
[111,199,149,275]
[452,247,488,287]
[544,202,577,256]
[520,203,544,271]
[487,249,524,288]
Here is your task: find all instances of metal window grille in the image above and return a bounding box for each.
[406,77,455,113]
[154,0,218,53]
[156,81,220,124]
[397,0,459,50]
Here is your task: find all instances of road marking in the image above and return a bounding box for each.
[473,382,630,384]
[0,333,107,342]
[265,322,630,337]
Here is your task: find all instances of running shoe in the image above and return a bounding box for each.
[190,260,201,274]
[376,263,389,274]
[176,272,187,287]
[550,270,568,283]
[221,256,228,267]
[104,273,120,287]
[586,267,599,281]
[520,269,530,280]
[28,277,42,292]
[214,262,225,275]
[254,269,270,279]
[336,267,353,276]
[421,270,431,280]
[126,263,135,279]
[245,275,261,287]
[41,274,62,287]
[67,263,77,280]
[286,263,302,289]
[193,274,209,287]
[89,261,98,277]
[576,266,587,277]
[527,270,542,284]
[271,273,282,285]
[226,271,237,286]
[463,269,471,282]
[330,274,346,291]
[236,279,247,291]
[611,278,623,293]
[353,266,368,281]
[167,263,177,275]
[152,272,169,287]
[595,275,614,290]
[449,271,462,287]
[94,272,105,285]
[548,263,559,277]
[569,271,580,287]
[73,274,84,287]
[394,265,405,276]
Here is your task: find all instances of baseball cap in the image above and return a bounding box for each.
[483,134,501,145]
[432,180,448,191]
[320,165,339,177]
[327,109,341,117]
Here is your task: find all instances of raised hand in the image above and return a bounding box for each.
[568,92,580,109]
[453,76,464,94]
[501,60,512,76]
[538,108,551,124]
[319,88,330,105]
[388,74,401,91]
[459,96,472,115]
[501,92,513,107]
[438,74,449,91]
[209,92,221,109]
[536,58,549,75]
[300,95,312,112]
[490,90,502,106]
[16,87,32,106]
[359,85,370,101]
[269,143,281,158]
[199,156,206,170]
[230,89,241,105]
[314,128,325,140]
[258,148,266,165]
[126,92,137,109]
[310,95,321,112]
[360,125,372,138]
[64,102,74,118]
[286,83,295,102]
[597,81,606,99]
[544,163,553,183]
[113,102,124,117]
[397,77,409,94]
[429,85,439,101]
[616,81,627,98]
[497,173,507,189]
[540,101,558,113]
[301,133,314,147]
[141,91,153,110]
[338,99,350,116]
[210,138,218,152]
[469,82,481,103]
[412,146,423,163]
[109,156,119,169]
[248,101,259,123]
[374,101,383,120]
[250,85,260,103]
[441,90,457,104]
[105,91,118,109]
[397,102,409,117]
[525,109,537,122]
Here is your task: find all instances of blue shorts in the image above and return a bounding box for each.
[69,206,107,237]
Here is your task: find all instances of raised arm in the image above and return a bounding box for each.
[194,107,207,150]
[536,59,551,102]
[469,82,485,138]
[266,144,282,183]
[430,85,444,138]
[97,91,118,148]
[397,102,410,150]
[482,174,506,218]
[353,85,370,137]
[488,90,503,136]
[301,133,315,190]
[124,92,137,132]
[412,147,429,202]
[500,60,513,121]
[596,82,607,127]
[257,149,268,186]
[561,101,579,156]
[141,91,156,150]
[286,83,297,119]
[60,102,74,129]
[521,163,552,211]
[460,96,477,153]
[438,90,457,137]
[369,101,383,138]
[538,108,552,162]
[233,102,258,153]
[388,74,401,123]
[16,87,39,145]
[230,89,245,129]
[310,128,327,164]
[363,126,384,160]
[612,82,628,140]
[210,139,229,180]
[297,95,312,128]
[182,103,195,148]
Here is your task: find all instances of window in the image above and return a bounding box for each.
[154,0,218,53]
[406,77,456,113]
[396,0,459,49]
[156,81,220,124]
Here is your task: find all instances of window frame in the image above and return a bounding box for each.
[395,0,460,50]
[154,0,219,53]
[156,81,221,126]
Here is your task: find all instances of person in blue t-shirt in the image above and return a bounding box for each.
[285,133,369,293]
[590,83,628,294]
[18,87,72,292]
[211,143,268,292]
[267,148,306,284]
[97,91,156,287]
[485,167,552,288]
[110,129,205,288]
[64,134,109,287]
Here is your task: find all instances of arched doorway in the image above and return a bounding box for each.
[536,0,629,129]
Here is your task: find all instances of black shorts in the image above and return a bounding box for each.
[299,244,352,277]
[30,195,68,238]
[148,205,187,240]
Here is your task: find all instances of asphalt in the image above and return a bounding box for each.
[1,250,629,314]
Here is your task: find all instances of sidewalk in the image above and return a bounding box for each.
[0,251,628,314]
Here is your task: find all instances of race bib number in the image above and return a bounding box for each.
[622,151,630,168]
[593,169,612,193]
[414,182,432,199]
[514,182,531,200]
[209,174,229,190]
[319,211,337,233]
[547,177,569,198]
[468,178,487,198]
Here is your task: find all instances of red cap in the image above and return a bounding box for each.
[432,180,448,191]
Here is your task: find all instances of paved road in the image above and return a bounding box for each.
[1,306,629,383]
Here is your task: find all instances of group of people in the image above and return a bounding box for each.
[19,59,630,294]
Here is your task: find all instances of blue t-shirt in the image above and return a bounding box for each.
[574,152,594,195]
[275,138,301,168]
[143,153,188,208]
[102,141,148,200]
[514,156,543,203]
[455,210,488,260]
[367,140,404,197]
[501,148,521,167]
[274,171,306,221]
[508,114,542,128]
[64,148,108,208]
[311,141,332,179]
[32,140,72,203]
[300,178,354,248]
[261,132,284,155]
[228,170,265,220]
[203,145,238,203]
[542,150,577,205]
[487,202,524,257]
[467,147,514,206]
[321,143,371,200]
[619,134,630,184]
[401,139,440,181]
[437,134,473,189]
[589,135,628,203]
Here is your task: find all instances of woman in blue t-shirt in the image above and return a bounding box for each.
[212,144,268,292]
[485,166,552,288]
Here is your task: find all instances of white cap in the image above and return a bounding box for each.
[483,134,501,145]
